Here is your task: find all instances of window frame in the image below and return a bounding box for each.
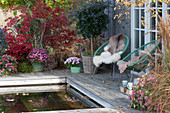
[131,0,169,52]
[130,0,169,75]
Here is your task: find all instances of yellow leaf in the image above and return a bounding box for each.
[116,0,120,4]
[113,15,118,20]
[114,7,117,11]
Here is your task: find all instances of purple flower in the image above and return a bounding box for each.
[27,49,48,64]
[128,95,131,99]
[144,96,148,100]
[144,102,149,106]
[131,94,135,99]
[137,90,141,94]
[64,57,82,68]
[139,101,142,105]
[138,97,143,100]
[130,100,133,103]
[0,55,17,76]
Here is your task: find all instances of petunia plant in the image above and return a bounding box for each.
[0,55,18,76]
[27,49,48,64]
[64,57,82,68]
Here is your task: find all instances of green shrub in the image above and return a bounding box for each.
[17,61,34,73]
[82,50,91,56]
[73,1,110,39]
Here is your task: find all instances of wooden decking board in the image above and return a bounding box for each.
[0,75,65,80]
[0,85,66,94]
[0,78,66,86]
[0,74,67,94]
[67,78,114,108]
[27,108,118,113]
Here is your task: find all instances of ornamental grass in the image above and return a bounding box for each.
[144,16,170,113]
[129,15,170,113]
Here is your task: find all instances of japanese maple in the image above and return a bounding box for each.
[4,0,80,61]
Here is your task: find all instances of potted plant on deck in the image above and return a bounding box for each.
[64,57,82,73]
[27,49,48,72]
[72,1,110,74]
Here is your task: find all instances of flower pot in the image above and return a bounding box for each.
[31,63,44,72]
[70,67,81,73]
[82,56,95,74]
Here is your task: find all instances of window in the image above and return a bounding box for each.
[131,0,170,52]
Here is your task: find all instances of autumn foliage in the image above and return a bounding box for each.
[3,0,80,61]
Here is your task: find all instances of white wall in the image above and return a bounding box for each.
[0,8,19,28]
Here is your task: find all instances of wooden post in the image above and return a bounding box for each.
[91,36,93,57]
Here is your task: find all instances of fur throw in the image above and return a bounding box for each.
[93,51,122,67]
[93,34,126,67]
[117,43,157,73]
[104,34,125,54]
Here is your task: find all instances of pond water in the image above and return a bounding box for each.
[0,91,90,112]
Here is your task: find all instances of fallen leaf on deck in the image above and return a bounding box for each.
[118,105,124,108]
[81,96,88,99]
[106,83,110,86]
[67,84,71,89]
[119,109,122,113]
[121,104,126,106]
[96,93,100,95]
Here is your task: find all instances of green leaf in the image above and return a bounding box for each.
[13,10,17,16]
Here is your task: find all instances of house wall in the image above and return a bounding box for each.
[0,8,12,27]
[102,0,132,71]
[0,8,21,28]
[105,0,131,57]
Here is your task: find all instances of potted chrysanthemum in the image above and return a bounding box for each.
[27,49,48,72]
[64,57,82,73]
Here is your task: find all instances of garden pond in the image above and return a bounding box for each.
[0,91,91,112]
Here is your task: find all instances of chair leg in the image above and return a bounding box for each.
[91,67,98,79]
[111,64,113,76]
[118,73,123,86]
[130,73,133,82]
[125,71,129,78]
[112,63,116,81]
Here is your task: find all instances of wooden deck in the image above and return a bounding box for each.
[0,69,141,113]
